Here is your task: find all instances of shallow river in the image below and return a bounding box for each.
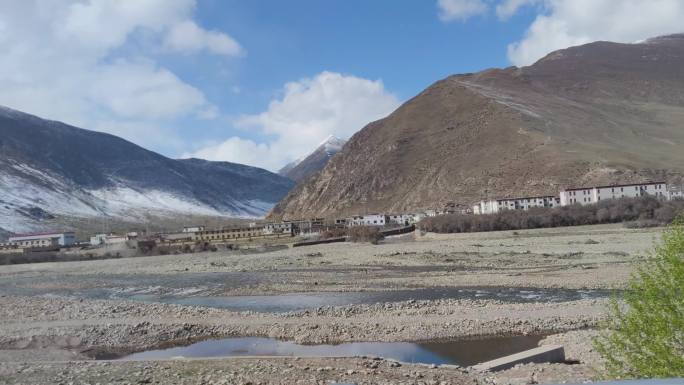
[116,335,544,366]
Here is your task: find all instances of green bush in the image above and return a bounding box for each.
[593,216,684,378]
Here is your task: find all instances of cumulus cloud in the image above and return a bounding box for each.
[437,0,489,21]
[0,0,242,147]
[506,0,684,66]
[185,71,401,171]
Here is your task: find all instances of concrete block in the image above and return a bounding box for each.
[473,345,565,372]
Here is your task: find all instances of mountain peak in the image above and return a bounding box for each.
[278,136,347,184]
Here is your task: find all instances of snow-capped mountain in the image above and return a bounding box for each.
[278,135,346,183]
[0,106,295,233]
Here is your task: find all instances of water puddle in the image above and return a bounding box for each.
[126,287,610,313]
[116,335,543,366]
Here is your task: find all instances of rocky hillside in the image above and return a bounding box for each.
[279,136,346,184]
[0,106,294,232]
[270,34,684,220]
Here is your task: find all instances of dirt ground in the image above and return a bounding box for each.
[0,224,662,384]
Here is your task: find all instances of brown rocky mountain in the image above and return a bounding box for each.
[269,34,684,220]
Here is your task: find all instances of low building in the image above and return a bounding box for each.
[347,214,388,227]
[387,214,422,226]
[473,196,560,215]
[182,225,205,233]
[560,182,667,206]
[194,227,264,242]
[9,231,75,248]
[90,234,127,246]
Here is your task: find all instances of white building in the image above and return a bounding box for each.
[559,182,667,206]
[473,196,560,215]
[387,213,424,226]
[347,214,388,227]
[9,231,75,248]
[89,234,127,246]
[263,222,293,235]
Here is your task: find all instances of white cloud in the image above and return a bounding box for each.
[186,71,401,171]
[164,20,244,56]
[437,0,489,21]
[507,0,684,66]
[183,137,276,169]
[495,0,539,19]
[0,0,242,149]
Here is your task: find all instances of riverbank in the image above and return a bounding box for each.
[0,224,661,384]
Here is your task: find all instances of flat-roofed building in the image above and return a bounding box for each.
[347,214,388,227]
[9,231,75,248]
[560,182,667,206]
[263,222,294,235]
[194,227,264,242]
[387,214,422,226]
[473,196,560,215]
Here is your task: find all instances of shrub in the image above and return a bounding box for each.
[347,226,385,244]
[419,196,684,234]
[593,216,684,378]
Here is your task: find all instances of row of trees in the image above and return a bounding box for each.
[419,196,684,233]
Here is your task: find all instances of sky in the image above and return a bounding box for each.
[1,0,683,172]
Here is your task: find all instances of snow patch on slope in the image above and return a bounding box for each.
[0,162,275,232]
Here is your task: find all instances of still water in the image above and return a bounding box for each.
[127,287,610,313]
[119,335,544,366]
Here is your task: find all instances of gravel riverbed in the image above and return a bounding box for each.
[0,224,661,384]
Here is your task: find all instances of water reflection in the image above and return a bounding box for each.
[119,335,543,366]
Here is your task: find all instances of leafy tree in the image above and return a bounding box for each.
[594,215,684,378]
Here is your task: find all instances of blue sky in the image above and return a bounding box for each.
[1,0,682,171]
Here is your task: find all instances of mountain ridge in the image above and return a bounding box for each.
[0,106,295,232]
[269,34,684,220]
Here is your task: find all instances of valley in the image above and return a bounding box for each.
[0,223,658,384]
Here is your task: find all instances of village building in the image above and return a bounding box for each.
[387,213,423,226]
[263,222,294,235]
[559,181,667,206]
[89,233,127,246]
[347,214,388,227]
[286,218,325,235]
[473,196,560,215]
[182,225,205,233]
[194,227,264,241]
[8,231,75,248]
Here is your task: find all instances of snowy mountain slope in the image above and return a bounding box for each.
[278,135,347,183]
[0,106,295,233]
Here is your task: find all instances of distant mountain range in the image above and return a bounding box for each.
[0,106,294,233]
[278,135,346,183]
[269,34,684,220]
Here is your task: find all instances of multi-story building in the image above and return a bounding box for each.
[263,222,294,235]
[473,196,560,215]
[347,214,388,227]
[9,231,75,248]
[559,182,667,206]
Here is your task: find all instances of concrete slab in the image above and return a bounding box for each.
[473,345,565,372]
